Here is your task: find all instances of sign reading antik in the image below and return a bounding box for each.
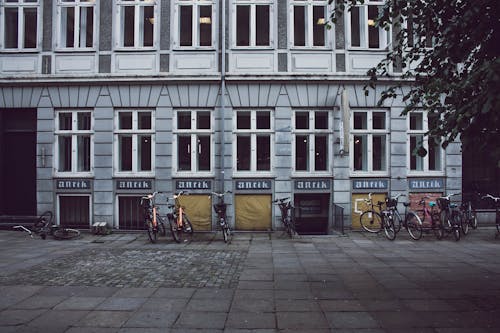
[235,180,272,190]
[176,180,212,190]
[56,180,91,189]
[116,180,152,190]
[294,180,331,190]
[353,179,389,190]
[408,178,444,190]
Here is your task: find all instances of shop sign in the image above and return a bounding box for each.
[57,179,91,189]
[409,178,444,190]
[116,180,152,190]
[235,180,272,190]
[294,180,330,190]
[353,179,388,189]
[176,180,211,190]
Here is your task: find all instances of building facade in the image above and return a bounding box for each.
[0,0,462,233]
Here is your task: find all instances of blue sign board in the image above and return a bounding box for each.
[176,180,212,190]
[56,179,91,189]
[294,179,331,190]
[409,178,444,190]
[116,180,152,190]
[353,179,389,190]
[235,180,272,190]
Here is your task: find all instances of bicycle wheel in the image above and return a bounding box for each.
[393,210,403,233]
[460,212,469,235]
[156,214,166,237]
[383,217,396,240]
[146,220,157,243]
[34,211,53,235]
[182,214,194,242]
[360,211,382,233]
[169,216,181,243]
[432,213,444,240]
[53,228,80,240]
[406,212,423,240]
[452,214,461,241]
[284,216,294,238]
[221,218,230,243]
[470,213,478,229]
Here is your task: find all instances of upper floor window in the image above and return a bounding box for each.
[408,112,443,173]
[114,110,154,175]
[175,0,215,48]
[1,0,39,51]
[293,111,331,173]
[290,0,328,48]
[348,0,389,49]
[55,110,93,175]
[233,0,272,47]
[234,110,273,174]
[115,0,157,49]
[56,0,96,50]
[351,110,388,174]
[173,110,213,175]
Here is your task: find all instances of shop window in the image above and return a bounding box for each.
[55,110,93,175]
[114,110,154,175]
[293,111,331,173]
[348,0,389,49]
[234,0,272,47]
[290,0,328,47]
[116,0,156,48]
[408,111,443,174]
[351,110,388,174]
[351,192,386,229]
[175,0,214,48]
[235,194,271,231]
[294,193,329,234]
[118,195,143,230]
[173,110,212,175]
[56,0,95,49]
[58,195,90,228]
[234,110,273,174]
[1,0,39,50]
[177,194,212,231]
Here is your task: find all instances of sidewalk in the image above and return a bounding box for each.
[1,227,500,332]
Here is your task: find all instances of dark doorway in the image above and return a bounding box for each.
[0,109,37,216]
[294,193,330,234]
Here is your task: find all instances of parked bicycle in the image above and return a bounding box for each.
[387,194,423,240]
[140,191,167,243]
[413,196,444,240]
[13,211,81,240]
[481,193,500,238]
[437,193,462,241]
[211,190,232,243]
[359,193,396,240]
[461,192,479,232]
[167,191,194,243]
[273,197,297,238]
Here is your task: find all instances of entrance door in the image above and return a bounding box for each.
[0,109,37,215]
[294,194,330,234]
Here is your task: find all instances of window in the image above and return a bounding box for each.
[293,111,331,173]
[349,0,389,49]
[408,111,443,173]
[1,0,39,50]
[234,0,272,47]
[290,0,328,47]
[56,0,96,49]
[116,0,156,49]
[173,110,212,174]
[114,110,154,174]
[175,0,215,48]
[234,110,273,173]
[55,110,93,174]
[351,110,388,173]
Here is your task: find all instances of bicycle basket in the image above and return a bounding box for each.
[437,198,449,210]
[386,198,397,208]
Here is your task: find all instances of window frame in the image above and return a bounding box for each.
[346,0,390,50]
[232,0,274,49]
[172,109,215,177]
[292,110,333,176]
[407,111,444,175]
[55,0,97,51]
[289,0,331,49]
[0,0,41,52]
[350,109,389,176]
[114,0,158,50]
[113,109,155,177]
[233,109,274,176]
[54,109,94,177]
[173,0,217,50]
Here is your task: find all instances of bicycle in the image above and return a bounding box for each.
[387,194,423,240]
[140,192,167,243]
[13,211,81,240]
[359,193,396,240]
[166,191,194,243]
[273,197,297,238]
[437,193,462,241]
[481,193,500,238]
[211,190,232,243]
[413,196,444,240]
[461,192,479,231]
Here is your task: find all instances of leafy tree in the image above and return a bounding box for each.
[329,0,500,166]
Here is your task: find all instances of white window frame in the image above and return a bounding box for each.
[114,0,158,50]
[292,110,333,176]
[289,0,331,49]
[231,0,274,49]
[55,0,97,50]
[114,109,155,177]
[407,111,444,175]
[173,0,217,49]
[350,109,389,176]
[233,110,274,177]
[54,110,94,177]
[346,0,390,50]
[172,110,214,177]
[0,0,41,51]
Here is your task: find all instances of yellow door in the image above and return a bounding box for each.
[177,195,212,231]
[235,195,272,231]
[351,193,386,229]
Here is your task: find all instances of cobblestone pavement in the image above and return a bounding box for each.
[1,228,500,332]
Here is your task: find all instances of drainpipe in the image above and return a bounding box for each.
[219,0,226,193]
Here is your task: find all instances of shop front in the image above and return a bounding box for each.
[55,179,92,228]
[174,179,213,231]
[351,178,389,230]
[234,180,272,231]
[116,179,153,230]
[293,179,332,235]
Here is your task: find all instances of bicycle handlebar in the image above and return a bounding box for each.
[438,192,461,201]
[273,197,290,204]
[482,194,500,202]
[210,190,232,198]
